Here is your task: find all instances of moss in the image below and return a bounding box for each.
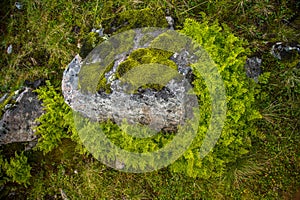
[149,30,191,52]
[79,32,105,59]
[96,61,114,94]
[115,48,177,91]
[79,30,137,94]
[139,33,156,46]
[78,61,114,94]
[102,8,168,34]
[80,7,170,94]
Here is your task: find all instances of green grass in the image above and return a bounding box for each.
[0,0,299,199]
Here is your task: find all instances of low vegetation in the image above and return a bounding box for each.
[0,0,299,199]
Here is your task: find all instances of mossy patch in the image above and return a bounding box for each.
[102,8,168,34]
[116,48,177,91]
[79,32,105,59]
[78,61,114,94]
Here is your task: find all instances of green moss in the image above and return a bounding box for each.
[101,8,168,34]
[96,61,114,94]
[116,48,177,91]
[78,61,114,94]
[149,30,191,52]
[80,32,105,59]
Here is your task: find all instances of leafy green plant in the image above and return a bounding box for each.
[164,15,261,178]
[2,152,31,186]
[34,80,85,154]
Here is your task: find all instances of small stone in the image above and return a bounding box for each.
[15,2,23,10]
[165,16,175,30]
[7,44,12,54]
[271,42,300,60]
[244,57,262,82]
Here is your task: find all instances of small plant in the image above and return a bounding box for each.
[2,152,31,186]
[34,80,85,154]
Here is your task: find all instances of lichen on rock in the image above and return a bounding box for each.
[62,28,199,132]
[0,87,44,147]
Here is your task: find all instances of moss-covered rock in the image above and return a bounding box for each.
[116,48,177,91]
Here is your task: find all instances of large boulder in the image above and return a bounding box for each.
[62,28,199,133]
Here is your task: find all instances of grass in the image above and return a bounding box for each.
[0,0,299,199]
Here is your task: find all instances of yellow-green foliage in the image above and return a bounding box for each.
[116,48,177,91]
[34,81,85,154]
[1,152,31,186]
[166,15,262,178]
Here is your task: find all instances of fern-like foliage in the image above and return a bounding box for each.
[1,152,31,186]
[34,81,85,154]
[168,14,262,178]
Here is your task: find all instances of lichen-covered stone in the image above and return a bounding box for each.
[62,28,199,132]
[0,87,44,146]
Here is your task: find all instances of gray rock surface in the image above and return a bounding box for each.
[244,57,262,82]
[0,87,44,146]
[62,28,199,133]
[271,42,300,61]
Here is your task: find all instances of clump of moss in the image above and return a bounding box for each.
[96,61,114,94]
[102,8,169,34]
[79,32,105,59]
[78,61,114,94]
[116,48,177,91]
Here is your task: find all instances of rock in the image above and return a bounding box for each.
[24,78,45,89]
[0,87,44,147]
[62,28,199,133]
[244,57,262,82]
[165,16,175,30]
[271,42,300,61]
